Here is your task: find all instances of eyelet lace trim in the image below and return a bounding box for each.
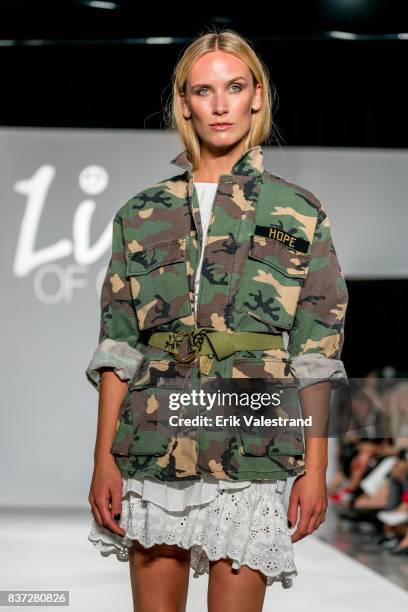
[88,479,297,588]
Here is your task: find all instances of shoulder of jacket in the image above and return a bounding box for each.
[113,171,187,221]
[263,170,328,225]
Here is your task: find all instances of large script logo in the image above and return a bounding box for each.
[13,165,113,303]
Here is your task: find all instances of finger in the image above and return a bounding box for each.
[89,497,103,526]
[316,510,326,530]
[306,511,323,534]
[286,493,299,530]
[97,494,126,537]
[317,507,327,528]
[100,505,125,536]
[307,504,327,534]
[110,486,123,524]
[291,518,312,542]
[291,507,313,543]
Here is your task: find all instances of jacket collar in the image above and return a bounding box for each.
[170,144,264,177]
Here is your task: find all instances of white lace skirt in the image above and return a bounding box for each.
[88,476,297,589]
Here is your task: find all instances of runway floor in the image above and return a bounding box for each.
[319,504,408,591]
[1,506,407,612]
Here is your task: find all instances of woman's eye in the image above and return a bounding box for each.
[196,84,242,95]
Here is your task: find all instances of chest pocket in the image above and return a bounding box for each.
[234,234,311,330]
[126,238,192,330]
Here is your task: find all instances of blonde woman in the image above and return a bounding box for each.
[87,28,348,612]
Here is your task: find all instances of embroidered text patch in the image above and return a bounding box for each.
[254,225,310,254]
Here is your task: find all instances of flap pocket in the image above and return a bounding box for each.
[129,358,193,391]
[124,359,195,456]
[126,238,186,276]
[231,357,305,458]
[125,238,192,330]
[249,234,311,278]
[234,234,311,331]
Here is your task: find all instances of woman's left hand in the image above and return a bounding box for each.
[287,470,328,543]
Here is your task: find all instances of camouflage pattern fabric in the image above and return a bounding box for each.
[85,144,349,482]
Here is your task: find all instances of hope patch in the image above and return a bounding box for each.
[254,224,310,254]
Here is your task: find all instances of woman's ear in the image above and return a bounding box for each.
[251,83,262,113]
[180,92,192,120]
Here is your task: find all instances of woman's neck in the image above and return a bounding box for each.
[193,143,246,183]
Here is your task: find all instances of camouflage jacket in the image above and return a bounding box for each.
[86,144,349,482]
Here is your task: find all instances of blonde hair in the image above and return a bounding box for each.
[164,28,276,171]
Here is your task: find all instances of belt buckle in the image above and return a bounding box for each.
[177,329,207,363]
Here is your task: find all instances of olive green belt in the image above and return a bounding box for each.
[147,327,284,375]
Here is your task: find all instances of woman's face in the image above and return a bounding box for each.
[181,50,262,152]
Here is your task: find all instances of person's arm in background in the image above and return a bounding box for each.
[86,211,144,536]
[287,200,349,542]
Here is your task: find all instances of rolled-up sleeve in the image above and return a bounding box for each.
[85,212,144,391]
[288,201,349,391]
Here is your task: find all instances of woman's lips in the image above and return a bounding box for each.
[209,124,233,130]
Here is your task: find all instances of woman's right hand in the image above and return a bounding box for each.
[88,454,126,537]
